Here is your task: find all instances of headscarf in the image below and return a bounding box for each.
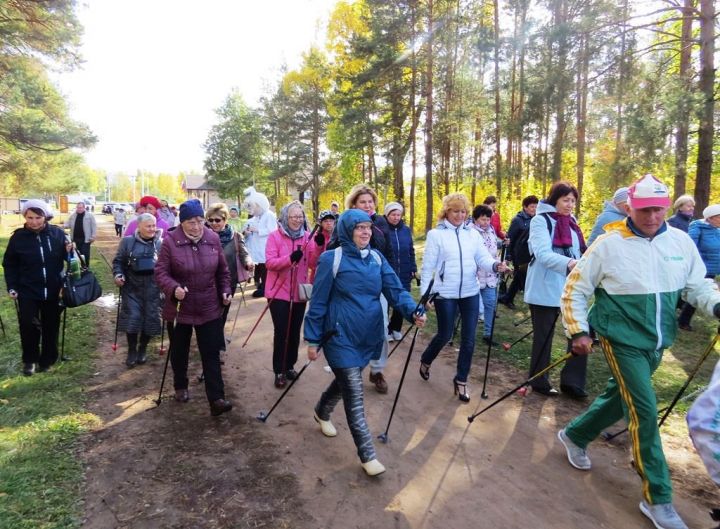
[278,201,306,240]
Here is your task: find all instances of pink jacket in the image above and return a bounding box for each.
[265,229,311,302]
[305,227,331,283]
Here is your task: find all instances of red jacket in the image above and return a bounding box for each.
[155,226,232,325]
[491,211,505,240]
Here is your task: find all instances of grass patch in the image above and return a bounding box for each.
[0,218,113,529]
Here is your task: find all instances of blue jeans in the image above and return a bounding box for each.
[420,295,480,383]
[479,287,497,337]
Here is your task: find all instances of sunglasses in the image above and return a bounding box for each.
[207,218,224,223]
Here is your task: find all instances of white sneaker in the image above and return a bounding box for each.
[557,428,591,470]
[387,333,395,342]
[392,331,403,341]
[313,413,337,437]
[361,459,386,476]
[639,501,688,529]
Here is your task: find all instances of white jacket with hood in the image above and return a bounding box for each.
[421,219,498,299]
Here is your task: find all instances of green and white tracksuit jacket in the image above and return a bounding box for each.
[560,219,720,505]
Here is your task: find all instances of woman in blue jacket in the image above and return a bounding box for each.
[678,204,720,330]
[524,181,588,398]
[384,201,417,341]
[304,209,426,477]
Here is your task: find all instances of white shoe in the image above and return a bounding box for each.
[361,459,386,476]
[387,333,395,342]
[313,413,337,437]
[392,331,403,341]
[557,428,591,470]
[639,501,688,529]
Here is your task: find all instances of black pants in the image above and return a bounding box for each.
[528,304,587,391]
[18,297,62,367]
[269,299,306,374]
[678,273,714,327]
[169,318,225,402]
[388,308,405,334]
[114,224,123,237]
[503,265,527,304]
[74,240,92,267]
[254,263,267,294]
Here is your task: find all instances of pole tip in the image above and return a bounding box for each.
[502,343,511,351]
[517,386,529,397]
[377,433,388,443]
[256,412,268,422]
[111,343,117,351]
[467,416,474,423]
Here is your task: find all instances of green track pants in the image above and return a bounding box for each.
[564,336,671,505]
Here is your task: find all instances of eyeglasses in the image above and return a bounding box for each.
[207,218,224,223]
[288,215,304,220]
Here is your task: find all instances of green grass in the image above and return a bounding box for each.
[0,219,112,529]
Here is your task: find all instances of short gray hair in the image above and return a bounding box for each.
[136,213,156,226]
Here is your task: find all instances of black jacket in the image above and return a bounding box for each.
[3,223,68,301]
[506,210,533,262]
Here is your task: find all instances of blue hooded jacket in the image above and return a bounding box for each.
[304,209,418,368]
[688,220,720,276]
[587,201,628,246]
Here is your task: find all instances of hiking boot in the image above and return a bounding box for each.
[639,501,688,529]
[361,459,386,476]
[557,428,591,470]
[285,369,298,381]
[369,372,388,394]
[23,363,35,376]
[274,373,287,388]
[174,389,190,402]
[313,412,337,437]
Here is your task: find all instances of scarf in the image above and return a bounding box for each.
[217,224,234,246]
[278,201,306,240]
[549,213,586,253]
[181,226,203,244]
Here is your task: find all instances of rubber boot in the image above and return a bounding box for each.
[126,333,138,368]
[136,333,150,365]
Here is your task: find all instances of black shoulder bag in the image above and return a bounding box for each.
[62,250,102,308]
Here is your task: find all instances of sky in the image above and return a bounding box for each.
[55,0,338,175]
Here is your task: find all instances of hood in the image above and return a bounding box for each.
[691,219,718,232]
[602,200,627,217]
[337,209,373,247]
[536,201,557,215]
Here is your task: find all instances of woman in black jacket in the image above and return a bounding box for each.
[3,200,70,376]
[112,213,163,368]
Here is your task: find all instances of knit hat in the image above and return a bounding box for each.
[179,199,204,222]
[703,204,720,219]
[612,187,629,206]
[229,206,239,213]
[318,210,335,222]
[627,174,671,209]
[384,201,404,216]
[139,195,162,210]
[21,199,51,217]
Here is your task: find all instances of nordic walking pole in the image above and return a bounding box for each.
[226,295,243,345]
[516,310,561,397]
[256,329,337,422]
[155,299,181,406]
[378,325,423,443]
[60,307,68,361]
[158,319,166,355]
[111,287,122,351]
[501,328,534,352]
[480,247,507,399]
[513,314,531,327]
[468,353,573,423]
[657,327,719,427]
[0,313,5,338]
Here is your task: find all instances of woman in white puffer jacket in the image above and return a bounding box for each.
[419,193,507,402]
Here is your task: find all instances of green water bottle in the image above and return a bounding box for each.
[69,252,81,280]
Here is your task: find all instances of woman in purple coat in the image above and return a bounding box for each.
[155,199,234,416]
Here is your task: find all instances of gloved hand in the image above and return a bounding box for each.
[290,249,303,263]
[314,232,325,246]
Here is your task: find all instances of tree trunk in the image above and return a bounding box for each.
[424,0,434,233]
[695,0,715,214]
[611,0,629,190]
[493,0,502,197]
[549,0,568,182]
[576,33,589,213]
[674,0,694,199]
[409,0,417,232]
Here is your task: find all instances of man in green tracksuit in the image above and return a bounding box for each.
[557,174,720,529]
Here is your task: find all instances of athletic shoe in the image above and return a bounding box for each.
[369,372,388,394]
[387,333,395,342]
[23,363,35,376]
[639,501,688,529]
[361,459,386,476]
[391,331,403,341]
[313,413,337,437]
[557,428,591,470]
[274,373,287,388]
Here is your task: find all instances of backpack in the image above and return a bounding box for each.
[513,213,552,267]
[332,246,382,277]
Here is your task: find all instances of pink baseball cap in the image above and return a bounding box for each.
[627,174,671,209]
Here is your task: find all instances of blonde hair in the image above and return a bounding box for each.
[206,203,229,220]
[438,193,471,221]
[673,194,695,212]
[345,184,378,210]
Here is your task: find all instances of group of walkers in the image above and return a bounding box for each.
[4,174,720,527]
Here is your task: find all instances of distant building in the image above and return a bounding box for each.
[183,175,223,210]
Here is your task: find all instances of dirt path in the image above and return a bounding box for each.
[82,218,719,529]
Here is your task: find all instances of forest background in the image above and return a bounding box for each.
[1,0,717,232]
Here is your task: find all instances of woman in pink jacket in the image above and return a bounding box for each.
[266,201,312,388]
[306,209,335,282]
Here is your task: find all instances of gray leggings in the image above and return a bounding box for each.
[315,366,376,463]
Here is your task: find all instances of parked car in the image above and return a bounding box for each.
[102,202,117,214]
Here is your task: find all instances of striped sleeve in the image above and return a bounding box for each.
[561,238,606,338]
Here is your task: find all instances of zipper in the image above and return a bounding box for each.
[393,229,400,269]
[37,234,48,300]
[648,239,663,350]
[455,226,463,298]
